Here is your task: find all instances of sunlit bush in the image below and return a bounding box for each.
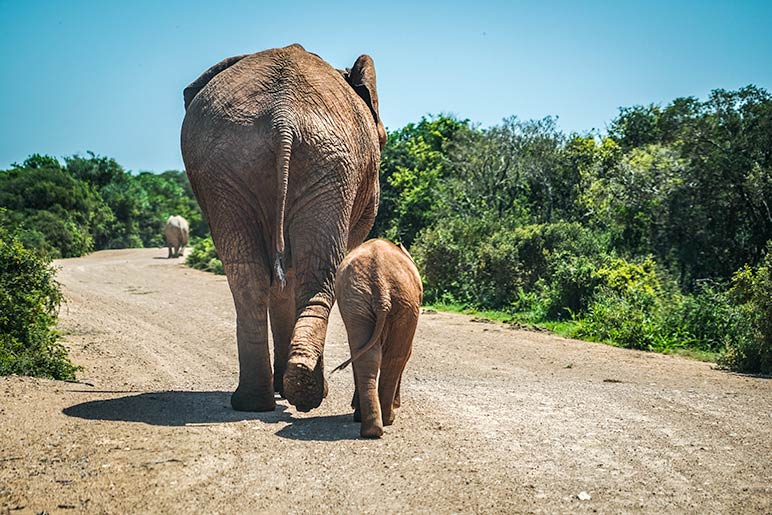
[719,245,772,374]
[186,236,224,275]
[0,230,77,379]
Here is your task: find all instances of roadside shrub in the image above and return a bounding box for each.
[186,236,223,275]
[411,217,484,303]
[414,219,607,310]
[536,252,599,318]
[20,210,94,258]
[471,229,527,308]
[574,256,673,350]
[718,246,772,374]
[576,288,665,350]
[0,230,77,379]
[672,282,745,352]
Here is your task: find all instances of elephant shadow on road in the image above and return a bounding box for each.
[274,413,361,441]
[65,391,366,440]
[63,390,290,426]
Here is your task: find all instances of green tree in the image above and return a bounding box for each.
[0,155,112,258]
[373,115,472,245]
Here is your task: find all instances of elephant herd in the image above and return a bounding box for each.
[179,44,421,438]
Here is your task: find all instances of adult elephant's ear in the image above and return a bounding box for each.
[183,54,249,110]
[346,55,387,149]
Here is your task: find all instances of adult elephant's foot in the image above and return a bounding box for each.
[353,408,362,422]
[231,385,276,412]
[283,357,327,412]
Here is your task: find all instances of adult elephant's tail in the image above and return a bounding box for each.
[274,120,293,289]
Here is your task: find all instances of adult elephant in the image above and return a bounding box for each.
[181,44,385,412]
[164,215,189,258]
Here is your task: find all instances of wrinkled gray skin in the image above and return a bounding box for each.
[164,215,189,258]
[333,239,423,438]
[180,44,385,412]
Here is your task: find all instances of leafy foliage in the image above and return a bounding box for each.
[375,86,771,373]
[0,153,205,257]
[373,116,472,245]
[0,225,77,379]
[719,247,772,373]
[185,236,223,275]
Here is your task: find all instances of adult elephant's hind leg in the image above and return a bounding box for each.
[227,261,276,412]
[283,199,349,412]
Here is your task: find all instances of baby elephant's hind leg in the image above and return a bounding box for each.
[353,350,383,438]
[377,361,403,426]
[378,317,416,426]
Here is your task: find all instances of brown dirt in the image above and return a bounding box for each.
[1,248,770,513]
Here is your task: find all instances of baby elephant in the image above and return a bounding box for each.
[333,239,423,438]
[164,215,189,258]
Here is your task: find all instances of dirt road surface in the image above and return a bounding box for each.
[1,248,770,513]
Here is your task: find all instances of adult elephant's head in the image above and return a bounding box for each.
[340,55,387,149]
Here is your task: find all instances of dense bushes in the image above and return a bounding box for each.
[186,236,223,274]
[0,153,205,258]
[0,153,208,380]
[414,220,604,312]
[718,250,772,373]
[0,156,110,257]
[376,87,771,374]
[0,227,77,379]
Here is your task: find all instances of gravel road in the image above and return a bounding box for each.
[1,248,769,513]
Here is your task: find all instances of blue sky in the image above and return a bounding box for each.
[1,0,770,172]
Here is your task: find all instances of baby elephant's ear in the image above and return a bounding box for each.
[398,243,415,262]
[346,55,387,148]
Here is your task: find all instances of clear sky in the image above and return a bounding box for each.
[1,0,771,173]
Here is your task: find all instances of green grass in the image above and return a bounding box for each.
[425,302,579,339]
[424,302,718,363]
[662,347,720,363]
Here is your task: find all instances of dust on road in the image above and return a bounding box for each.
[1,249,770,513]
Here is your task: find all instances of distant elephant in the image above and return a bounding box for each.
[332,239,423,438]
[165,215,189,258]
[181,44,385,412]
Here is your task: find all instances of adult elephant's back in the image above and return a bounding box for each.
[180,44,385,413]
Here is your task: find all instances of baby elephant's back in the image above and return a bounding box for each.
[336,239,422,317]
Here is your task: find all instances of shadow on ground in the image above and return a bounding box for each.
[275,413,361,441]
[65,391,366,439]
[63,391,290,426]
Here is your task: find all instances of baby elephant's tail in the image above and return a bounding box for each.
[332,308,388,374]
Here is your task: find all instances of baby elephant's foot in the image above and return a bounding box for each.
[353,408,362,423]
